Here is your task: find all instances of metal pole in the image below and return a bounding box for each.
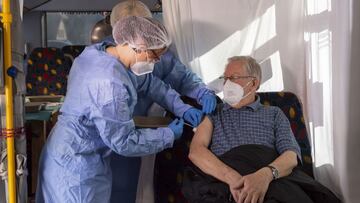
[1,0,17,202]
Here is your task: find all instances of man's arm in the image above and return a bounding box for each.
[237,108,300,203]
[237,150,298,203]
[188,117,243,190]
[268,107,301,177]
[267,150,298,177]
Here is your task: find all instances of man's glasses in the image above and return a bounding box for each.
[219,75,256,83]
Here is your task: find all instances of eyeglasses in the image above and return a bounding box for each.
[219,75,256,83]
[132,48,162,63]
[147,49,161,63]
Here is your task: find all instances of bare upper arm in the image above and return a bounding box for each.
[190,116,213,150]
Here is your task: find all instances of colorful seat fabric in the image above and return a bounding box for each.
[154,92,313,203]
[61,45,86,63]
[26,47,71,96]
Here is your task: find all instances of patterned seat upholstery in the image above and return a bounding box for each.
[154,92,313,203]
[26,47,71,96]
[257,92,313,176]
[61,45,86,63]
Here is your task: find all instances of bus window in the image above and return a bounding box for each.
[46,12,105,47]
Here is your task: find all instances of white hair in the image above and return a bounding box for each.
[227,56,262,83]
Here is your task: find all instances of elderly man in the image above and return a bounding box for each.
[186,56,340,203]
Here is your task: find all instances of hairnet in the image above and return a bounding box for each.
[110,0,152,27]
[113,16,171,50]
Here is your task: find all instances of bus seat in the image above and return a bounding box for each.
[153,92,313,203]
[26,47,71,96]
[62,45,86,63]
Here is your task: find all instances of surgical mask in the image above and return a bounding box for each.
[223,80,253,106]
[130,61,155,76]
[130,49,156,76]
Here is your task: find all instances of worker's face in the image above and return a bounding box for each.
[132,47,167,64]
[129,47,167,76]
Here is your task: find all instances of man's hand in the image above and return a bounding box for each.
[237,167,273,203]
[225,171,244,202]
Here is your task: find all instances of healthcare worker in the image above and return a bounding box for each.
[105,1,218,202]
[36,16,195,203]
[109,0,217,117]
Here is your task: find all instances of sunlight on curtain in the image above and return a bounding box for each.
[191,4,282,95]
[258,51,284,92]
[306,0,331,15]
[307,29,334,168]
[304,0,344,197]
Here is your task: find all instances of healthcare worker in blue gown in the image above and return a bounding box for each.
[106,1,218,202]
[35,16,202,203]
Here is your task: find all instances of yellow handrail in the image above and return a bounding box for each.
[1,0,17,202]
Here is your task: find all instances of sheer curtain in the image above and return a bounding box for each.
[163,0,360,202]
[164,0,307,98]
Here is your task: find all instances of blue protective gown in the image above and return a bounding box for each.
[133,50,212,115]
[102,36,214,203]
[35,42,192,203]
[101,38,215,203]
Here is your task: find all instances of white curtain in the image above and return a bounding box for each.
[164,0,306,98]
[162,0,202,75]
[163,0,360,202]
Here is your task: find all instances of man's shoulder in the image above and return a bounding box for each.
[258,103,283,112]
[214,103,226,113]
[206,103,226,121]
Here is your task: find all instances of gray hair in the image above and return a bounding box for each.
[227,56,262,83]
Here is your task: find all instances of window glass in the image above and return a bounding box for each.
[46,12,163,48]
[46,12,104,47]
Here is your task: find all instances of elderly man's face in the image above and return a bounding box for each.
[224,60,255,88]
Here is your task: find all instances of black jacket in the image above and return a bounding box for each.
[182,145,340,203]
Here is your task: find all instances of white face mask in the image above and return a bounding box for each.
[223,80,252,106]
[130,61,155,76]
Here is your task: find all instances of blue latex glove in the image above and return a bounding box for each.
[183,108,203,127]
[200,94,217,114]
[168,118,184,140]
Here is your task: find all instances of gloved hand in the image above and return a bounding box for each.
[200,93,217,114]
[183,108,203,127]
[168,118,184,140]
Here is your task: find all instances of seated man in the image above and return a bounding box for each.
[186,56,340,203]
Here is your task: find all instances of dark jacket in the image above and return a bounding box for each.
[182,144,341,203]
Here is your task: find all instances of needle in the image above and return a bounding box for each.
[183,122,197,132]
[184,122,194,128]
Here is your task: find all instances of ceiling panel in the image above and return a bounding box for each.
[24,0,50,10]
